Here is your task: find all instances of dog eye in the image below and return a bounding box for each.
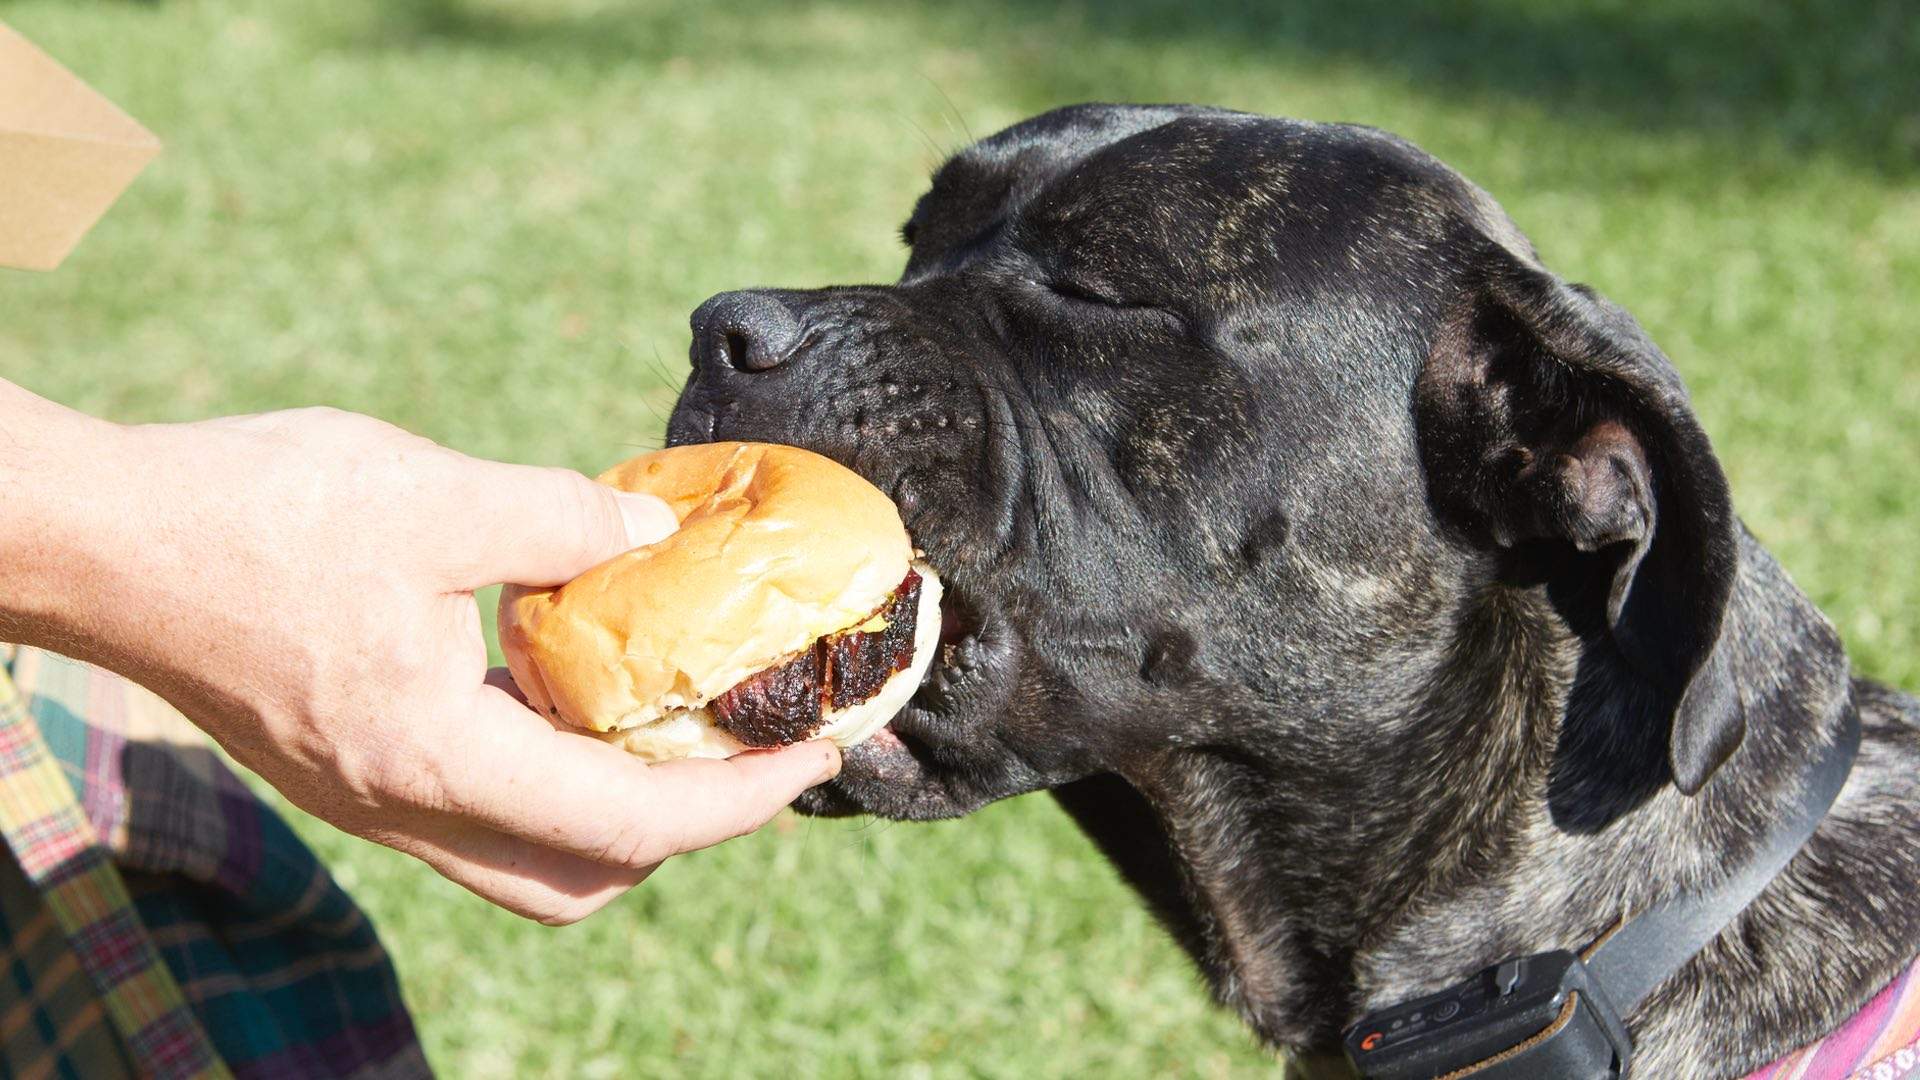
[1045,278,1130,308]
[1044,278,1181,328]
[1032,277,1186,335]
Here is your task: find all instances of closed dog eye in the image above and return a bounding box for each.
[1044,277,1128,307]
[1037,278,1186,331]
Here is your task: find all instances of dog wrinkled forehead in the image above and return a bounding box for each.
[903,104,1539,287]
[900,104,1216,276]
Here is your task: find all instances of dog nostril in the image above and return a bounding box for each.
[722,331,753,371]
[689,289,804,374]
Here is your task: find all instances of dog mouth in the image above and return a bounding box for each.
[667,367,1019,817]
[787,534,1022,820]
[928,588,987,698]
[850,569,991,754]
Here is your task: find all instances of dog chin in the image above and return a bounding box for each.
[792,725,975,820]
[794,661,1013,818]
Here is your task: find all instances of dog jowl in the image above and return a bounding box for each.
[666,105,1920,1078]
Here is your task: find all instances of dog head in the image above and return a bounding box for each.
[667,104,1742,823]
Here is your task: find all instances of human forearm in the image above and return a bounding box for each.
[0,378,142,658]
[0,384,267,709]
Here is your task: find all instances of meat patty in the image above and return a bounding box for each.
[707,570,925,746]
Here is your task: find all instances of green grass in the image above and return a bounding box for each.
[1,0,1914,1075]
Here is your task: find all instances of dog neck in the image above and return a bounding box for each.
[1058,529,1918,1073]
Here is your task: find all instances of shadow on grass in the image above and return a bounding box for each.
[361,0,1916,177]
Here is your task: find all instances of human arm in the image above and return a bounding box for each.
[0,379,838,923]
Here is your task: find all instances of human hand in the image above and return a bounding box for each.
[13,405,839,922]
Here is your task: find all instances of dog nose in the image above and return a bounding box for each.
[690,290,803,373]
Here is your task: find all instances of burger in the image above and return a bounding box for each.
[497,442,943,763]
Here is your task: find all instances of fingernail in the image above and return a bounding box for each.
[615,492,678,548]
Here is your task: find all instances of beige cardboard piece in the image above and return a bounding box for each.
[0,20,160,272]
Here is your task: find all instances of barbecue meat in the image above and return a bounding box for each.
[708,570,925,746]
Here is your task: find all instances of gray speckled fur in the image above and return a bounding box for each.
[668,105,1920,1079]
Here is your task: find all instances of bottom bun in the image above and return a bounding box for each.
[595,563,944,764]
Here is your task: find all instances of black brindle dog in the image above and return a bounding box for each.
[666,105,1920,1078]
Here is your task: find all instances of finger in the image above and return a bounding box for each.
[484,665,529,707]
[420,685,839,867]
[452,459,678,589]
[377,818,655,925]
[487,665,602,736]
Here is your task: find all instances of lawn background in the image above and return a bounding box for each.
[0,1,1914,1076]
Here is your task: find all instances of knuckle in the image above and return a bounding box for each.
[547,468,619,544]
[291,404,352,426]
[375,630,440,689]
[337,735,444,815]
[283,406,378,453]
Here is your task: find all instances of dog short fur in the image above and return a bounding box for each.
[667,104,1920,1078]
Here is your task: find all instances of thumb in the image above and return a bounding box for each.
[459,460,678,588]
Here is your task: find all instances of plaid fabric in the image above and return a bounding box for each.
[0,647,226,1080]
[1,849,141,1077]
[0,645,430,1079]
[1741,959,1920,1080]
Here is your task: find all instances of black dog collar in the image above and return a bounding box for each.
[1342,702,1863,1079]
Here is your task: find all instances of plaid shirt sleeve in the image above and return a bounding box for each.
[0,645,430,1079]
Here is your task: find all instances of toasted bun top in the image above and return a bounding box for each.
[498,442,913,734]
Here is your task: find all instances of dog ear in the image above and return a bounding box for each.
[1417,251,1743,794]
